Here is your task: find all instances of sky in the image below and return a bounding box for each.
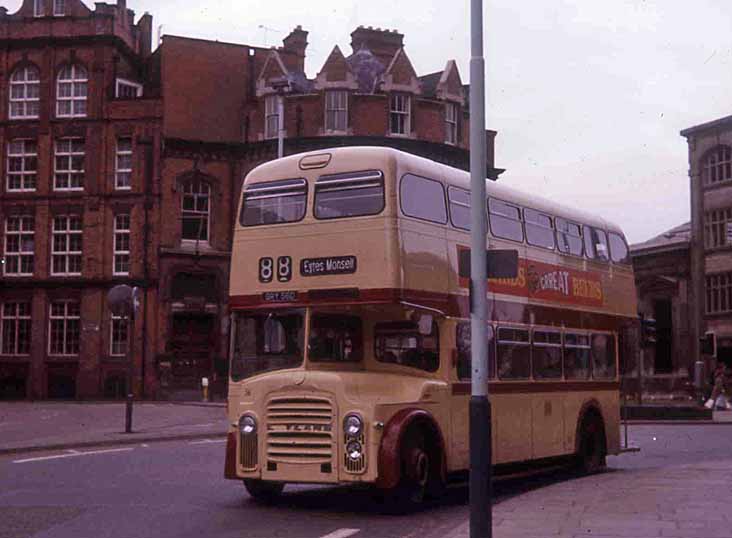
[7,0,732,243]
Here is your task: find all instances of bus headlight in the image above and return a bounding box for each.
[346,441,363,461]
[239,415,257,435]
[343,414,363,438]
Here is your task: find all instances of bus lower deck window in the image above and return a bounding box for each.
[564,333,591,379]
[497,327,530,379]
[375,321,439,372]
[456,322,495,380]
[309,314,363,362]
[591,333,616,379]
[532,330,562,379]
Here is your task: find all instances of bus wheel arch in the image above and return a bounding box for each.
[376,408,446,498]
[574,399,607,474]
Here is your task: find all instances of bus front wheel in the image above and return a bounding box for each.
[576,413,606,474]
[381,428,439,513]
[243,479,284,503]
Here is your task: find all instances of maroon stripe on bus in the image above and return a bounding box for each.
[451,381,621,395]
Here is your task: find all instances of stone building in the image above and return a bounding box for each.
[0,1,501,400]
[630,223,692,397]
[682,114,732,368]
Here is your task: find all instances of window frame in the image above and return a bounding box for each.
[115,137,133,190]
[115,78,143,99]
[313,170,385,220]
[54,137,85,191]
[706,272,732,315]
[563,332,592,380]
[1,302,32,356]
[110,314,128,357]
[373,320,440,373]
[6,139,38,192]
[34,0,45,17]
[608,231,631,265]
[56,64,88,119]
[324,90,348,133]
[583,225,610,262]
[53,0,65,16]
[48,300,81,356]
[4,215,35,277]
[524,207,556,250]
[703,146,732,186]
[9,66,40,120]
[496,326,531,380]
[389,93,411,136]
[51,215,82,276]
[181,180,210,243]
[448,186,471,231]
[555,217,584,257]
[531,329,563,379]
[240,178,308,227]
[399,173,448,225]
[113,214,131,276]
[445,102,458,145]
[264,95,279,140]
[488,198,524,243]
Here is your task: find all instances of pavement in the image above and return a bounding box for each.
[0,401,228,455]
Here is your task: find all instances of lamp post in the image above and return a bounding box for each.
[271,77,290,159]
[108,285,140,434]
[469,0,492,537]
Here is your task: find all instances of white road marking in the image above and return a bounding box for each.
[13,447,134,464]
[66,449,80,454]
[189,438,226,445]
[319,529,360,538]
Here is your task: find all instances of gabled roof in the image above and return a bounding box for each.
[384,47,418,84]
[346,45,385,93]
[631,221,691,255]
[256,49,312,96]
[314,45,358,90]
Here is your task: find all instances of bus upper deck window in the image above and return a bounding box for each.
[314,170,384,219]
[308,314,363,362]
[524,208,555,250]
[608,232,630,264]
[556,218,583,256]
[583,225,609,261]
[488,199,523,242]
[400,174,448,224]
[448,187,471,231]
[240,178,307,226]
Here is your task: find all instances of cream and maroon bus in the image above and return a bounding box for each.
[224,146,637,508]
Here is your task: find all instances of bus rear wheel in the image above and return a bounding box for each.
[243,479,284,503]
[576,413,606,474]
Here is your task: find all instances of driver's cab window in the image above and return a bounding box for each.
[309,314,362,362]
[374,320,439,372]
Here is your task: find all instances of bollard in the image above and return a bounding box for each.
[694,360,705,404]
[201,377,209,402]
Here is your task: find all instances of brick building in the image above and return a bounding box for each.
[0,0,501,400]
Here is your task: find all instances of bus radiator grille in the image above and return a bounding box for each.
[266,396,334,464]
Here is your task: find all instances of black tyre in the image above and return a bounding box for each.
[243,479,284,503]
[381,428,440,513]
[576,414,607,474]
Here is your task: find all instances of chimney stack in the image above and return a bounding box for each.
[350,26,404,64]
[282,25,308,72]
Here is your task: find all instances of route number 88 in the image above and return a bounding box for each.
[259,256,292,283]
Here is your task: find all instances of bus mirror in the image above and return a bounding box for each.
[417,314,433,335]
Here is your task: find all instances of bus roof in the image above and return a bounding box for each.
[243,146,625,236]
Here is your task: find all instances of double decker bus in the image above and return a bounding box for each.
[224,146,637,508]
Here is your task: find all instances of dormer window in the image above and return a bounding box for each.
[445,103,458,145]
[389,93,410,136]
[325,90,348,133]
[264,96,279,140]
[53,0,65,16]
[115,79,143,99]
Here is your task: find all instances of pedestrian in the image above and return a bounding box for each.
[704,362,732,410]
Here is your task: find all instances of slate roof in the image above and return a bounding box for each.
[418,71,442,99]
[630,221,691,255]
[346,46,385,93]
